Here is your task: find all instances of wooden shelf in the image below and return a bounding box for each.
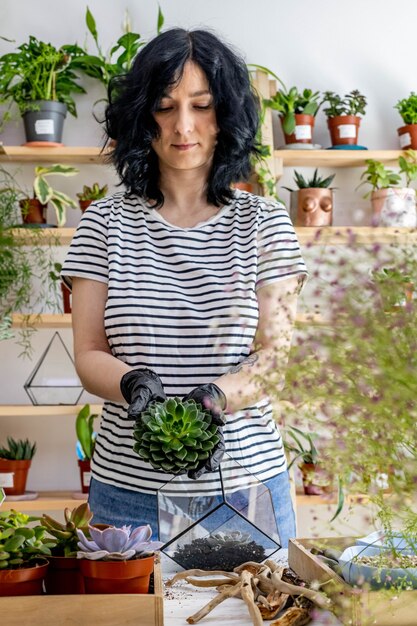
[274,149,403,168]
[1,491,86,511]
[0,405,102,417]
[0,145,107,163]
[11,227,75,245]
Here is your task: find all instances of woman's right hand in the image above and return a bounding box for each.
[120,368,167,421]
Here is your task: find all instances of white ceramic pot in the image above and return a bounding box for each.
[371,188,417,227]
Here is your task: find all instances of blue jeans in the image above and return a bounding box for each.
[88,471,296,548]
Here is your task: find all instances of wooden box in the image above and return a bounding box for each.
[289,537,417,626]
[0,559,164,626]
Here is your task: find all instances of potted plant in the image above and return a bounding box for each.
[371,266,414,311]
[76,182,108,213]
[321,89,367,147]
[49,262,71,314]
[76,523,163,594]
[0,437,36,496]
[0,36,86,145]
[282,168,335,226]
[41,502,93,594]
[19,163,79,227]
[75,404,99,494]
[265,86,321,146]
[395,92,417,149]
[357,152,417,226]
[283,426,331,496]
[0,509,53,596]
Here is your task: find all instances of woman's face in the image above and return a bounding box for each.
[151,61,218,174]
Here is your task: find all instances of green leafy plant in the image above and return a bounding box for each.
[283,426,319,469]
[0,35,85,128]
[41,502,93,557]
[265,86,321,135]
[0,437,36,460]
[133,397,221,474]
[321,90,367,118]
[76,183,108,202]
[395,92,417,125]
[357,159,402,197]
[398,149,417,186]
[0,509,54,569]
[371,266,414,309]
[76,404,98,460]
[283,168,335,192]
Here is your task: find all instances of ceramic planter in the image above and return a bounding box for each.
[289,189,333,226]
[338,544,417,589]
[0,561,48,596]
[22,100,67,146]
[0,458,31,495]
[371,188,417,227]
[44,555,84,594]
[79,554,155,594]
[397,123,417,149]
[300,463,332,496]
[328,115,361,146]
[19,198,47,225]
[282,114,315,145]
[78,458,91,494]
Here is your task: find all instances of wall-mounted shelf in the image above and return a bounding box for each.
[0,145,107,163]
[274,149,403,169]
[0,405,102,417]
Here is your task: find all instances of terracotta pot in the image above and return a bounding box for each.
[397,123,417,149]
[78,458,92,494]
[283,114,315,145]
[0,561,48,596]
[289,189,333,226]
[19,198,47,225]
[371,188,416,227]
[79,554,155,594]
[44,555,84,594]
[300,463,332,496]
[79,199,93,213]
[0,458,31,495]
[232,182,254,193]
[61,283,72,314]
[328,115,361,146]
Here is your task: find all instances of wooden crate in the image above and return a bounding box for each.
[289,537,417,626]
[0,559,164,626]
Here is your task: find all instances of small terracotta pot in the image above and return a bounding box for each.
[371,188,417,227]
[300,463,332,496]
[78,458,92,494]
[283,114,315,144]
[79,554,155,594]
[79,199,93,213]
[397,124,417,149]
[0,458,31,495]
[19,198,47,225]
[0,562,48,596]
[328,115,361,146]
[44,555,84,595]
[61,283,72,314]
[232,182,254,193]
[289,189,333,226]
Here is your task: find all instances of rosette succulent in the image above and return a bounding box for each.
[76,523,163,561]
[133,397,221,474]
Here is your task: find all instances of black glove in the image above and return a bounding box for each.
[183,383,227,480]
[120,368,166,421]
[183,383,227,426]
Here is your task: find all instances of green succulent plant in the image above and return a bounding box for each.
[41,502,93,556]
[283,168,336,192]
[76,183,108,202]
[133,397,220,474]
[0,436,36,460]
[0,509,54,569]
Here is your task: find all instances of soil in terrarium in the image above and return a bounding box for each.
[172,531,267,571]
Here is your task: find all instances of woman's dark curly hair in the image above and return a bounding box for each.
[105,27,261,208]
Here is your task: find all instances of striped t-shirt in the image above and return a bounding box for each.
[62,189,307,494]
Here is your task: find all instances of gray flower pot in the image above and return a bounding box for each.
[22,100,67,145]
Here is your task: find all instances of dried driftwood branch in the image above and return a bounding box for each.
[270,606,311,626]
[186,581,243,624]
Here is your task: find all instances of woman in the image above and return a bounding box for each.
[62,28,307,547]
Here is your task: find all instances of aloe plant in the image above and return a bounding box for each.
[0,436,36,460]
[283,168,335,192]
[76,183,108,202]
[41,502,93,556]
[133,397,221,475]
[0,509,54,569]
[76,523,163,561]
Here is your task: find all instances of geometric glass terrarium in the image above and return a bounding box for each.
[158,453,281,571]
[24,332,83,405]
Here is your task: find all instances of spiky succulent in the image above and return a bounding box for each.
[132,397,220,474]
[76,524,163,561]
[0,437,36,460]
[41,502,93,556]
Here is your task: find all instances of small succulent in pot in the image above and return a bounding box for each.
[0,509,54,569]
[133,397,221,475]
[76,523,163,561]
[41,502,93,556]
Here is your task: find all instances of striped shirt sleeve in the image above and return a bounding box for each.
[61,198,110,290]
[256,200,308,291]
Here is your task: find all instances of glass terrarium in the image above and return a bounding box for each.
[24,332,84,405]
[158,454,281,571]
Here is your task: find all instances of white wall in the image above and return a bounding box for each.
[0,1,415,527]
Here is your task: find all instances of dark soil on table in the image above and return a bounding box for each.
[172,537,266,571]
